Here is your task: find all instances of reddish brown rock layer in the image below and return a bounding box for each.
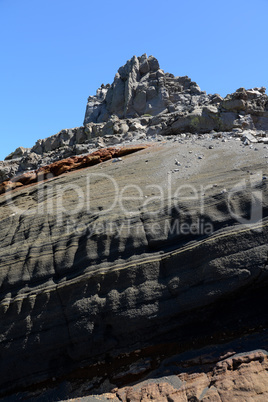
[0,145,148,195]
[113,351,268,401]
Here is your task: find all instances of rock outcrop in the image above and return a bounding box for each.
[107,350,268,401]
[4,146,30,161]
[3,54,267,171]
[0,55,268,400]
[84,53,268,134]
[84,54,203,124]
[0,145,148,195]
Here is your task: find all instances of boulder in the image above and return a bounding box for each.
[139,59,150,75]
[0,165,12,182]
[31,139,43,155]
[147,55,160,72]
[210,93,224,104]
[222,98,247,111]
[18,152,40,171]
[128,121,144,132]
[0,180,23,194]
[242,131,258,144]
[4,146,29,161]
[0,161,19,184]
[171,106,220,134]
[219,111,237,131]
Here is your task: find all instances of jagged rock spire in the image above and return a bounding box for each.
[84,54,202,124]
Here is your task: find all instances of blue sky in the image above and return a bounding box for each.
[1,0,268,160]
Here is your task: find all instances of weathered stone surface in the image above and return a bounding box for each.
[0,161,19,182]
[0,180,23,194]
[113,351,268,402]
[3,56,268,166]
[83,54,203,124]
[1,55,268,401]
[18,152,40,171]
[4,146,30,161]
[242,131,258,144]
[83,55,268,141]
[220,87,268,130]
[0,140,268,397]
[0,145,149,194]
[31,128,77,155]
[171,106,220,134]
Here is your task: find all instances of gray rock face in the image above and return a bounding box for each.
[0,161,19,182]
[1,54,268,400]
[4,146,30,161]
[83,54,268,138]
[3,55,268,165]
[0,140,268,396]
[18,152,40,171]
[83,54,203,124]
[31,127,89,155]
[220,87,268,131]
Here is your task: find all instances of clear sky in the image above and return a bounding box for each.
[1,0,267,160]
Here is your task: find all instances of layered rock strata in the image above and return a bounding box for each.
[0,139,268,397]
[1,55,268,399]
[110,350,268,402]
[0,145,148,195]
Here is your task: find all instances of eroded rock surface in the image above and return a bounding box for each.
[3,54,268,172]
[84,54,203,124]
[0,139,268,399]
[1,55,268,400]
[0,145,148,195]
[83,53,268,133]
[108,350,268,402]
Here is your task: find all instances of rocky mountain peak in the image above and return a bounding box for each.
[1,54,267,180]
[84,54,202,124]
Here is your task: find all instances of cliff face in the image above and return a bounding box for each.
[84,54,203,124]
[1,139,268,398]
[0,55,268,400]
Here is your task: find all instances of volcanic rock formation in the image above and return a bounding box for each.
[84,53,268,132]
[2,54,268,184]
[0,55,268,400]
[83,54,203,123]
